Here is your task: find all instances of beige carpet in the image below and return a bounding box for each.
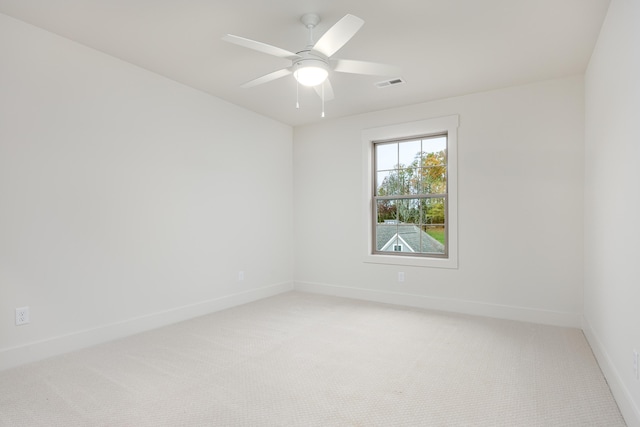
[0,291,626,426]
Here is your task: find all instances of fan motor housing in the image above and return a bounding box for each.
[293,57,328,70]
[293,50,329,68]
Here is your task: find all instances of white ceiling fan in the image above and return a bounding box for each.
[222,13,401,110]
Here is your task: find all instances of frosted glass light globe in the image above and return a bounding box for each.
[294,65,328,87]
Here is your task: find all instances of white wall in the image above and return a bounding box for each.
[583,0,640,424]
[294,76,585,327]
[0,14,293,370]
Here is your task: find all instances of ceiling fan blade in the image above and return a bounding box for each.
[223,34,300,60]
[313,79,335,101]
[312,14,364,58]
[332,59,401,76]
[240,68,292,88]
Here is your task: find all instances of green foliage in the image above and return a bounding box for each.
[424,226,445,244]
[427,201,445,224]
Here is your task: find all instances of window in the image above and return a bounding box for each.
[374,134,448,257]
[362,115,458,269]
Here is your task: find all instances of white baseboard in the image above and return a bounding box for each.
[582,316,640,427]
[0,281,293,372]
[294,281,581,328]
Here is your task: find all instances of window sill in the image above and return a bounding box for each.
[363,253,458,269]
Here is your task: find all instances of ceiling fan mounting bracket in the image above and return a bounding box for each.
[300,13,320,29]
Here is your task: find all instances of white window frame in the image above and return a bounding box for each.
[362,115,459,269]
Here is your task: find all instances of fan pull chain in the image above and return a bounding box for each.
[321,82,325,118]
[296,76,300,109]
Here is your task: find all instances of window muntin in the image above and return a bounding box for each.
[373,135,448,258]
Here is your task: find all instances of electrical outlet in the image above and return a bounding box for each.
[398,272,405,282]
[633,349,639,380]
[15,307,29,326]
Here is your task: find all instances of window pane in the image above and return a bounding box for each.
[422,136,447,156]
[419,165,447,194]
[424,197,446,225]
[398,139,421,168]
[400,165,419,195]
[375,143,397,171]
[376,170,404,196]
[375,222,398,251]
[376,199,397,224]
[376,171,392,195]
[398,198,420,224]
[421,225,446,254]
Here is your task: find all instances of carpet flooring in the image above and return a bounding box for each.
[0,291,626,426]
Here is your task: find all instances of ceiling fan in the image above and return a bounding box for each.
[222,13,400,114]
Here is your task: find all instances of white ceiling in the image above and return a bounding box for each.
[0,0,611,127]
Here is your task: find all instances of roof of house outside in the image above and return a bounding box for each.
[376,224,445,254]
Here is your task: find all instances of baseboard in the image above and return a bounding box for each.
[582,316,640,427]
[0,281,293,372]
[294,281,581,328]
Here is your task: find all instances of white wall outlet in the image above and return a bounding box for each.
[633,349,639,380]
[238,271,245,281]
[15,307,29,326]
[398,272,405,282]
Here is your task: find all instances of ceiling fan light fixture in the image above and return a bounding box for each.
[293,61,328,87]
